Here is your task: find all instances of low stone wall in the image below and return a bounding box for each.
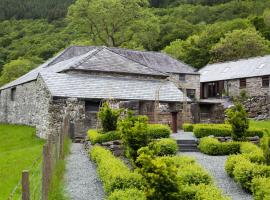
[243,96,270,120]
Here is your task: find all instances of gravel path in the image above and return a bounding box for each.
[65,143,104,200]
[181,152,253,200]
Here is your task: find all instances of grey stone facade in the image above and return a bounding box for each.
[243,96,270,119]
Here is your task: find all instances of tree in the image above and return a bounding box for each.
[68,0,159,49]
[0,57,42,86]
[210,29,270,63]
[225,101,249,141]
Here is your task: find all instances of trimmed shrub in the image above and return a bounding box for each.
[240,142,265,164]
[225,154,248,177]
[147,124,171,139]
[90,146,143,194]
[87,129,121,144]
[108,189,146,200]
[261,136,270,165]
[169,156,196,167]
[245,128,265,138]
[148,138,178,156]
[198,137,240,155]
[193,124,232,138]
[252,177,270,200]
[183,123,194,132]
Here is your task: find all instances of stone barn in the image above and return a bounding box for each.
[0,46,199,138]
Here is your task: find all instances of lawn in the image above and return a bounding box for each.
[0,124,45,199]
[250,120,270,136]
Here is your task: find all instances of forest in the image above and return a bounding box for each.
[1,0,270,86]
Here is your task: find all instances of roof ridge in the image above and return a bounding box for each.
[106,47,168,76]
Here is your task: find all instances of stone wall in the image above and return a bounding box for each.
[243,96,270,119]
[226,77,270,97]
[0,77,51,138]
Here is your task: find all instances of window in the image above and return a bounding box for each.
[11,87,16,101]
[85,101,100,112]
[186,89,196,99]
[262,76,269,87]
[239,78,246,88]
[179,74,186,81]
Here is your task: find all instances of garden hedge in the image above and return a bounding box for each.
[90,146,143,194]
[183,123,194,132]
[108,188,146,200]
[147,124,171,139]
[198,137,240,155]
[252,177,270,200]
[88,129,121,144]
[147,138,178,156]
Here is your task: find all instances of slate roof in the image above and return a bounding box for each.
[40,72,187,102]
[200,55,270,83]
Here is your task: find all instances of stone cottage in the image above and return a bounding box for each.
[0,46,199,138]
[199,55,270,119]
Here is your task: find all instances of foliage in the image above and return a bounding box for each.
[108,188,146,200]
[225,101,249,141]
[250,120,270,136]
[198,137,240,155]
[193,124,232,138]
[98,102,122,132]
[261,136,270,165]
[183,123,194,132]
[0,124,45,199]
[147,124,171,139]
[118,114,149,161]
[90,146,144,194]
[87,129,121,144]
[252,177,270,200]
[136,154,180,200]
[210,29,270,63]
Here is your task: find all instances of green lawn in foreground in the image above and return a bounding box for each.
[250,120,270,136]
[0,124,45,199]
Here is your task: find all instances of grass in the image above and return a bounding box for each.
[250,120,270,136]
[0,124,45,199]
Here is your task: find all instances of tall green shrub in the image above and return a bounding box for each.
[98,101,122,132]
[225,101,249,141]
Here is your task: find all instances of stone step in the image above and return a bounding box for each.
[178,143,197,148]
[180,148,200,152]
[177,140,198,144]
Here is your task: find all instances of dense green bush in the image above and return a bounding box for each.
[240,142,265,163]
[147,124,171,139]
[193,124,232,138]
[198,137,240,155]
[98,101,122,132]
[147,138,178,156]
[183,123,194,132]
[225,101,249,141]
[261,136,270,165]
[108,188,146,200]
[90,146,143,194]
[252,177,270,200]
[245,128,265,138]
[87,129,121,144]
[225,154,248,177]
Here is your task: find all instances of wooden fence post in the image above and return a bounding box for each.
[42,144,49,200]
[22,170,30,200]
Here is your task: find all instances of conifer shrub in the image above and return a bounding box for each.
[147,124,171,139]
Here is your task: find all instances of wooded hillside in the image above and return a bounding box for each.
[1,0,270,86]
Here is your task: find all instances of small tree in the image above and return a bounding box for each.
[98,101,122,133]
[261,136,270,165]
[225,101,249,141]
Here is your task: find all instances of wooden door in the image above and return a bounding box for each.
[171,112,178,133]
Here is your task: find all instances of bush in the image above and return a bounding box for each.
[225,154,248,177]
[261,136,270,165]
[183,123,194,132]
[245,128,265,138]
[252,177,270,200]
[147,124,171,139]
[98,101,122,132]
[240,142,265,164]
[193,124,232,138]
[87,129,121,144]
[225,101,249,141]
[198,137,240,155]
[90,146,143,194]
[147,138,178,156]
[108,189,146,200]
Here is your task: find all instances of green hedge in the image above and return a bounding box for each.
[88,129,121,144]
[198,137,240,155]
[108,188,146,200]
[90,146,143,194]
[183,123,194,132]
[147,138,178,156]
[252,177,270,200]
[193,124,232,138]
[240,142,265,163]
[147,124,171,139]
[193,124,266,138]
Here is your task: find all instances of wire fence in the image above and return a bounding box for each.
[8,116,70,200]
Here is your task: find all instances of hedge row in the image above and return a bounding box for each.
[183,123,194,132]
[225,142,270,196]
[147,124,171,139]
[88,129,121,144]
[108,188,146,200]
[198,137,240,155]
[252,177,270,200]
[147,138,178,156]
[90,146,144,195]
[193,124,266,138]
